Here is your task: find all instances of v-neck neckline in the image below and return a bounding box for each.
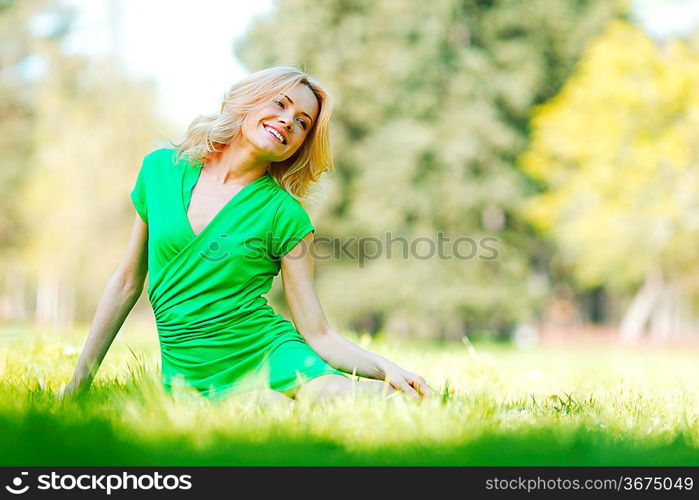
[182,159,270,239]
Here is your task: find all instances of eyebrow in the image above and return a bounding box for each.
[284,94,314,123]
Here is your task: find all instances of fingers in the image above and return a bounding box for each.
[401,371,431,399]
[410,377,432,399]
[55,382,67,400]
[382,365,432,401]
[392,378,421,400]
[57,382,84,401]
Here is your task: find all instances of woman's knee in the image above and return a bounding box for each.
[356,378,396,396]
[294,374,396,403]
[294,374,353,402]
[234,388,295,408]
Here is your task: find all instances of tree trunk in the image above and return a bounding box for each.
[619,269,694,342]
[648,280,693,341]
[619,268,663,342]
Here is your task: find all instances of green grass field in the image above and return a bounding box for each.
[0,324,697,466]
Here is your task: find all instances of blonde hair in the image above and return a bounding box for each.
[169,66,334,205]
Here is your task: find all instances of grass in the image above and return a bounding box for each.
[0,323,697,466]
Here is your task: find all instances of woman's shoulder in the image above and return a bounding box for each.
[264,174,304,204]
[142,147,197,176]
[267,180,308,212]
[267,187,313,227]
[143,147,177,167]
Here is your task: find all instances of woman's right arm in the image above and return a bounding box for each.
[61,215,149,398]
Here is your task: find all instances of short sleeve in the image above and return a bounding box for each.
[271,196,315,259]
[130,156,148,223]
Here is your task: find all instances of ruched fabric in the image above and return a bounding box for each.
[130,148,346,400]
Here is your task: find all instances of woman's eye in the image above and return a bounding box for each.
[274,100,284,108]
[297,119,307,129]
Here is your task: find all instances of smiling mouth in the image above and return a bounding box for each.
[263,124,286,144]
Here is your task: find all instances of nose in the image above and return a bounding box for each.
[278,112,293,130]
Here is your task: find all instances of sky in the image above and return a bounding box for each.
[60,0,699,130]
[62,0,274,129]
[633,0,699,38]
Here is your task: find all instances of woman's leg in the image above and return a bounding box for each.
[231,388,296,409]
[293,374,397,404]
[255,388,296,407]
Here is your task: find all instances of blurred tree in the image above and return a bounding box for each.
[235,0,625,339]
[21,56,162,328]
[0,0,65,248]
[1,0,166,327]
[0,0,72,321]
[522,20,699,340]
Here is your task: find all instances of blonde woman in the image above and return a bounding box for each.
[64,67,431,405]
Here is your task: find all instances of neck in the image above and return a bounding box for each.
[203,136,269,185]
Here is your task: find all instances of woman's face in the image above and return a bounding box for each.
[241,82,320,162]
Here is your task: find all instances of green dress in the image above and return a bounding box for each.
[130,147,346,401]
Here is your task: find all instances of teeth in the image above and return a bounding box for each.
[265,125,284,143]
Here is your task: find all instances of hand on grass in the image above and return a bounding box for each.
[380,362,432,400]
[56,380,85,401]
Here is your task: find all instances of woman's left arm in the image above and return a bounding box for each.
[280,232,431,399]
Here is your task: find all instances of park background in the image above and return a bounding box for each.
[0,0,698,466]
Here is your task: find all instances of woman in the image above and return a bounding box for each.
[64,66,431,405]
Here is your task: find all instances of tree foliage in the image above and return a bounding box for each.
[236,0,624,337]
[521,20,699,338]
[0,0,166,326]
[522,20,699,294]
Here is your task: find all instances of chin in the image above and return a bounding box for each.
[256,147,287,163]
